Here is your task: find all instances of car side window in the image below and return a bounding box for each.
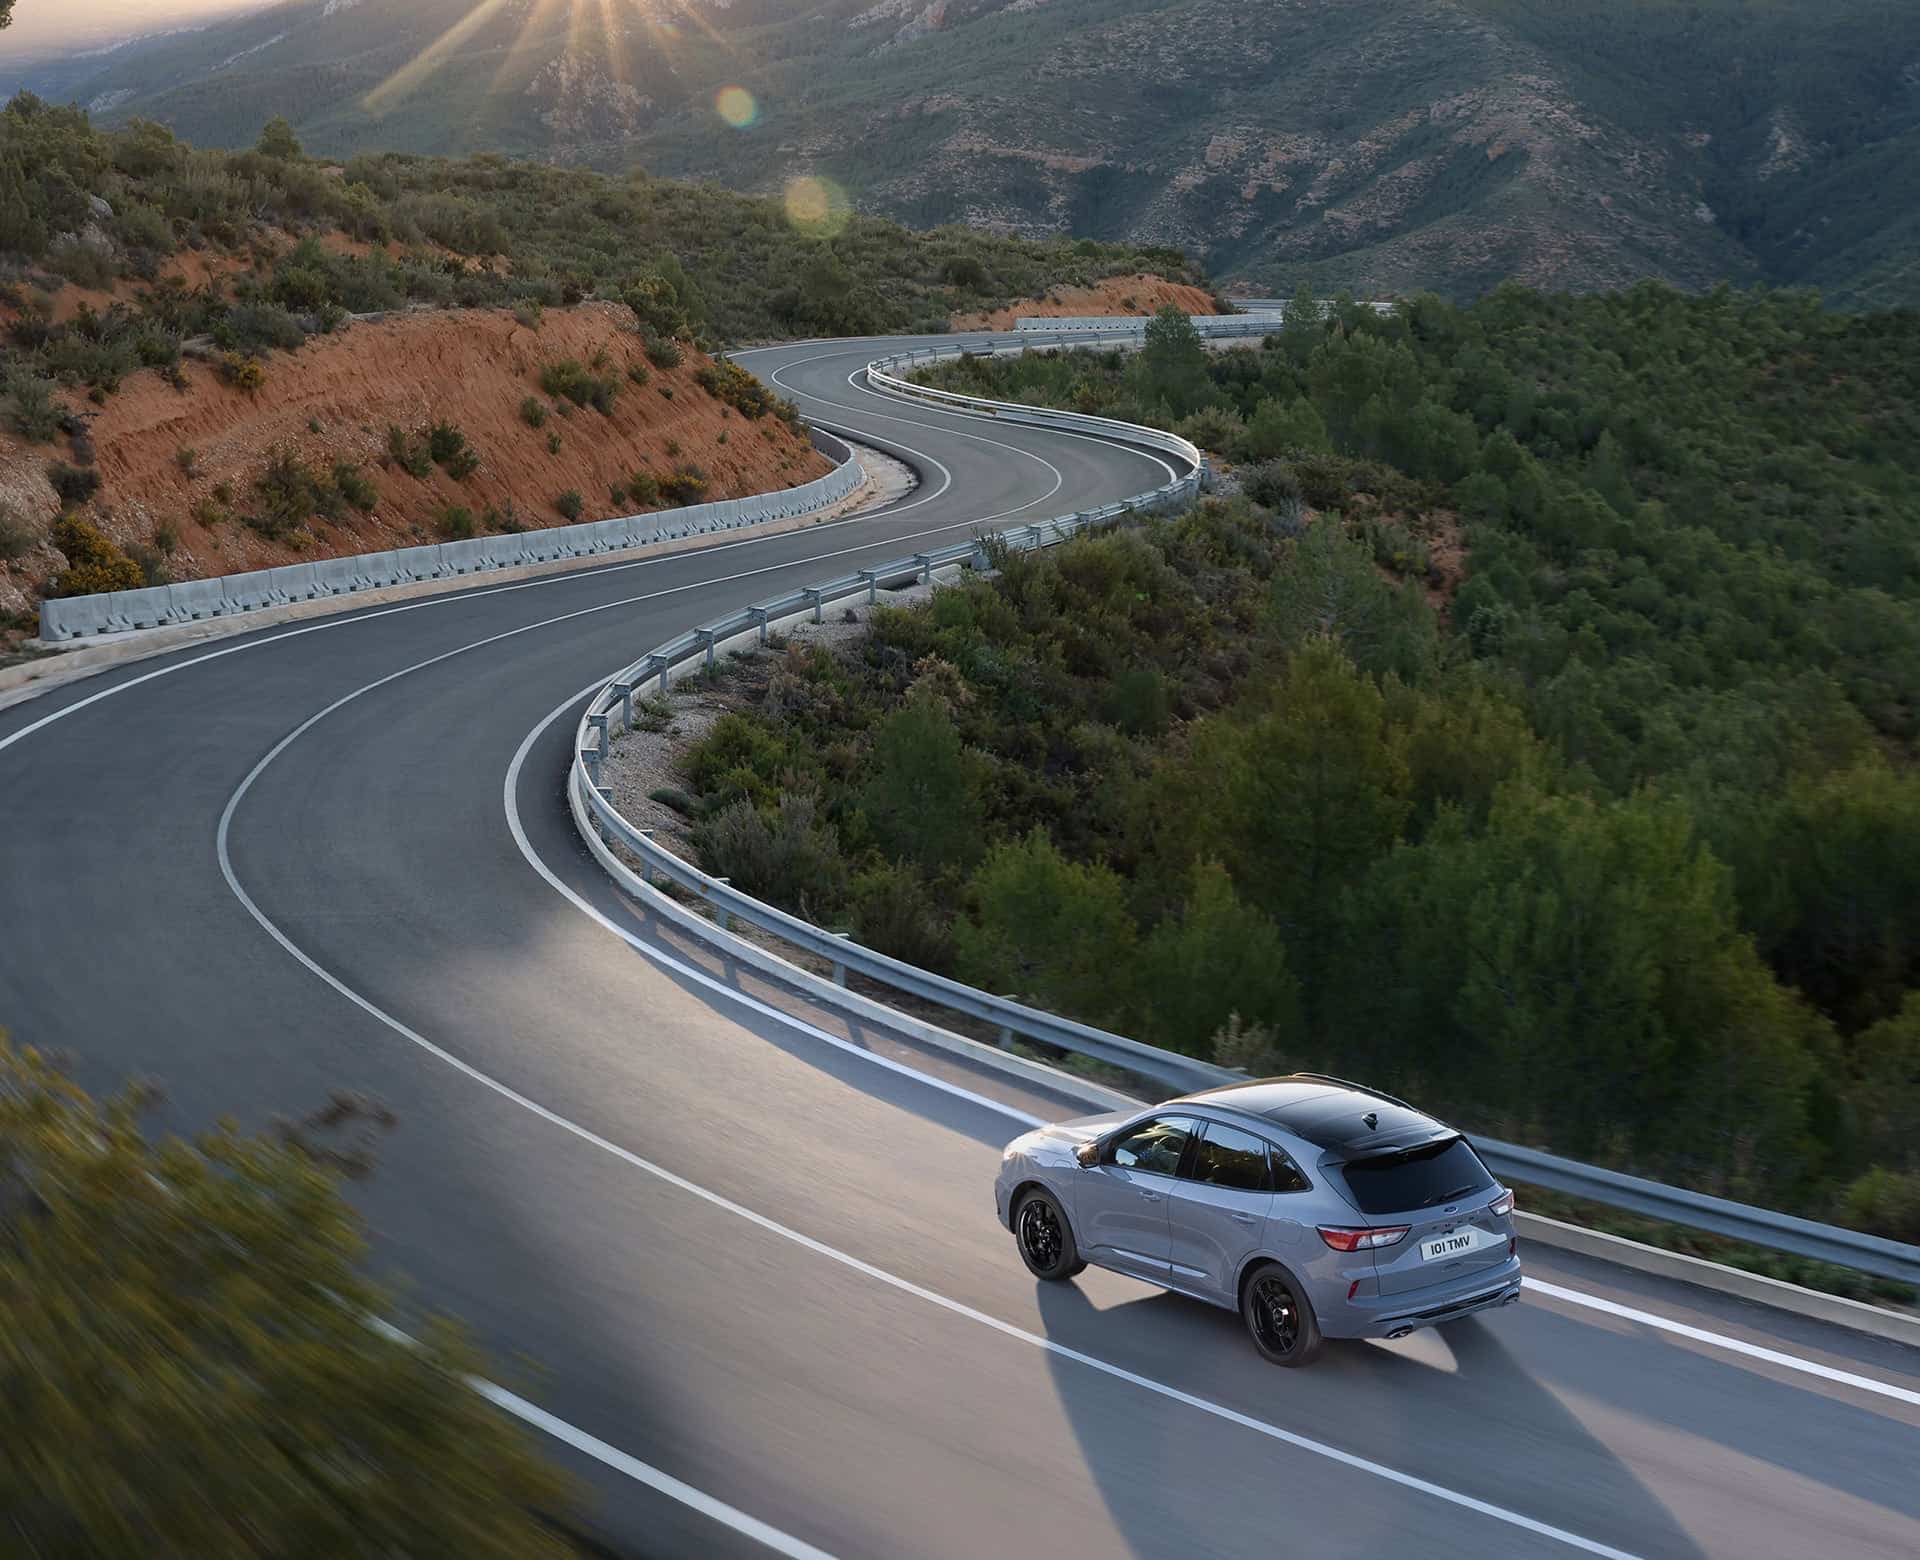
[1269,1148,1311,1194]
[1186,1122,1273,1193]
[1107,1117,1194,1178]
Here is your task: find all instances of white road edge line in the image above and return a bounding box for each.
[211,642,1641,1558]
[470,1380,840,1560]
[1522,1279,1920,1408]
[364,1317,840,1560]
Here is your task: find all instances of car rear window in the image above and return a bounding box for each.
[1338,1137,1492,1215]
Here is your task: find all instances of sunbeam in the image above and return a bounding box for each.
[364,0,516,116]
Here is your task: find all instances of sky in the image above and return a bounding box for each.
[2,0,274,56]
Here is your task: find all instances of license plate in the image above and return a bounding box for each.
[1420,1227,1492,1262]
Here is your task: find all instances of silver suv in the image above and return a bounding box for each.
[994,1074,1521,1365]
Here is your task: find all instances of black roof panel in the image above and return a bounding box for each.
[1179,1075,1448,1154]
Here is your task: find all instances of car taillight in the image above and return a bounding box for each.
[1318,1224,1410,1252]
[1487,1189,1515,1218]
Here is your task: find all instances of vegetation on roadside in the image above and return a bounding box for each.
[0,1037,576,1554]
[663,288,1920,1241]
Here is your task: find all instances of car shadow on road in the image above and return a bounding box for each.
[1032,1280,1710,1560]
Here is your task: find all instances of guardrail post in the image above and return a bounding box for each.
[595,785,615,836]
[697,629,717,672]
[636,827,656,884]
[997,996,1021,1050]
[830,930,851,987]
[859,569,880,605]
[584,715,609,783]
[914,553,934,586]
[612,680,635,727]
[750,607,770,646]
[805,587,824,625]
[712,877,731,931]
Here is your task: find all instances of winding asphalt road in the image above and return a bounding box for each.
[3,335,1917,1559]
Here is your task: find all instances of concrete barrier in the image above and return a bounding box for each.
[39,415,867,642]
[164,579,228,621]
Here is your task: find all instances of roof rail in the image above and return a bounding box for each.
[1285,1072,1420,1113]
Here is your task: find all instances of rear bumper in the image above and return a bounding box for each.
[1330,1255,1524,1340]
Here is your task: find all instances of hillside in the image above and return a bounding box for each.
[0,95,1194,629]
[0,299,832,620]
[16,0,1920,306]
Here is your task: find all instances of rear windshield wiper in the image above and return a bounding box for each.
[1421,1184,1478,1208]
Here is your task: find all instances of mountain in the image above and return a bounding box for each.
[14,0,1920,306]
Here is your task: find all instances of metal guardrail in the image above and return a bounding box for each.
[39,427,865,642]
[569,338,1920,1291]
[1014,315,1280,338]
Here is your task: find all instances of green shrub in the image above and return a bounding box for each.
[539,359,618,414]
[0,1043,575,1558]
[51,515,144,596]
[546,431,563,455]
[152,519,179,555]
[695,795,848,916]
[513,300,543,330]
[332,462,378,512]
[384,425,432,479]
[5,374,63,442]
[649,786,696,817]
[519,396,549,429]
[644,335,683,370]
[174,446,198,476]
[47,462,101,508]
[249,447,320,538]
[627,472,660,507]
[224,302,307,353]
[554,489,583,520]
[850,863,953,969]
[427,421,480,478]
[438,505,477,539]
[1841,1169,1920,1243]
[627,361,650,387]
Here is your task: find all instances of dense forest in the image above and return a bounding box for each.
[677,290,1920,1246]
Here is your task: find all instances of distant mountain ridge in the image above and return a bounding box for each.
[13,0,1920,307]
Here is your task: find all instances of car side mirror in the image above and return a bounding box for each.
[1075,1141,1101,1168]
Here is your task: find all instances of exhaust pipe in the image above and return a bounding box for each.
[1387,1326,1414,1340]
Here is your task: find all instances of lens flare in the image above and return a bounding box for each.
[715,86,759,129]
[784,175,851,238]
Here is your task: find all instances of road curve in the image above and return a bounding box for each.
[2,335,1917,1560]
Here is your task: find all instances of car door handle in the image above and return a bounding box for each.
[1231,1212,1259,1225]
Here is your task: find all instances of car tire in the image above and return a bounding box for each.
[1241,1262,1322,1367]
[1013,1188,1085,1280]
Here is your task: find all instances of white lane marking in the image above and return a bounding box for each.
[367,1317,838,1559]
[212,684,1640,1560]
[474,1381,839,1560]
[1523,1279,1920,1409]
